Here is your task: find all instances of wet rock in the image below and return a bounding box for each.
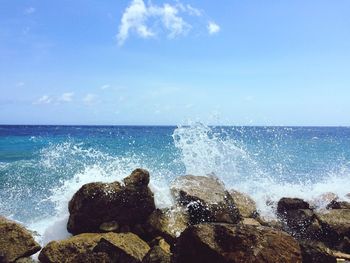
[277,198,322,239]
[174,223,302,263]
[170,175,240,224]
[299,241,336,263]
[326,200,350,210]
[316,209,350,245]
[142,246,171,263]
[240,217,261,226]
[39,232,117,263]
[0,216,41,263]
[146,207,189,244]
[14,257,37,263]
[67,168,156,235]
[309,192,338,209]
[229,189,258,218]
[99,221,119,233]
[93,233,150,263]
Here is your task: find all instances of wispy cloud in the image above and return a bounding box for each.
[16,82,25,87]
[33,95,52,105]
[83,93,98,105]
[117,0,215,45]
[208,21,220,35]
[24,7,36,15]
[100,84,111,90]
[58,92,74,102]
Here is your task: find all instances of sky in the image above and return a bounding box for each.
[0,0,349,126]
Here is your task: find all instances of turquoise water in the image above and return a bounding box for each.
[1,124,350,243]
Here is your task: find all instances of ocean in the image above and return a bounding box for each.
[1,123,350,245]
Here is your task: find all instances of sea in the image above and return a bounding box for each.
[1,123,350,245]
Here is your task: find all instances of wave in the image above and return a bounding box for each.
[1,123,349,246]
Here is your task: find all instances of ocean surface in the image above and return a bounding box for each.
[1,124,350,244]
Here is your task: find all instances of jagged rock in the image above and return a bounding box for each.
[146,207,189,244]
[99,221,119,233]
[326,200,350,210]
[170,175,240,224]
[93,233,150,263]
[174,223,302,263]
[277,197,322,239]
[299,241,336,263]
[0,216,41,263]
[14,257,37,263]
[229,190,258,218]
[67,168,156,235]
[240,217,261,226]
[39,232,126,263]
[142,246,171,263]
[149,238,171,255]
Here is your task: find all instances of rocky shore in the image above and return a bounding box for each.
[1,168,350,262]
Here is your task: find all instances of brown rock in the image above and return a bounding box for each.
[174,223,302,263]
[230,190,258,218]
[170,175,240,224]
[70,252,112,263]
[142,246,171,263]
[299,241,336,263]
[326,200,350,210]
[93,233,150,263]
[0,216,41,263]
[67,168,156,235]
[39,232,122,263]
[146,207,189,244]
[277,198,322,239]
[310,192,338,209]
[317,209,350,241]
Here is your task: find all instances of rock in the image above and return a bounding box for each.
[310,192,338,209]
[142,246,171,263]
[326,200,350,210]
[93,233,150,263]
[69,252,112,263]
[149,238,171,255]
[39,232,120,263]
[240,217,261,226]
[0,216,41,263]
[174,223,302,263]
[67,168,156,235]
[277,198,310,212]
[99,221,119,233]
[316,209,350,243]
[146,207,189,244]
[123,168,150,187]
[277,198,322,239]
[14,257,37,263]
[229,190,258,218]
[170,175,240,224]
[299,241,336,263]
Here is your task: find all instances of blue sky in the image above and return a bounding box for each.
[0,0,349,125]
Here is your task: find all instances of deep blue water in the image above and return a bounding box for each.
[1,124,350,239]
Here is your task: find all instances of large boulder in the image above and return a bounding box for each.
[277,198,322,239]
[316,209,350,246]
[229,190,258,218]
[142,246,171,263]
[170,175,240,224]
[39,232,149,263]
[146,206,189,244]
[174,223,302,263]
[67,169,156,235]
[93,233,150,263]
[0,216,41,263]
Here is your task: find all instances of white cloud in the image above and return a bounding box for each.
[208,21,220,35]
[100,84,111,90]
[83,93,97,105]
[58,92,74,102]
[33,95,52,105]
[16,82,25,87]
[117,0,204,45]
[24,7,36,15]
